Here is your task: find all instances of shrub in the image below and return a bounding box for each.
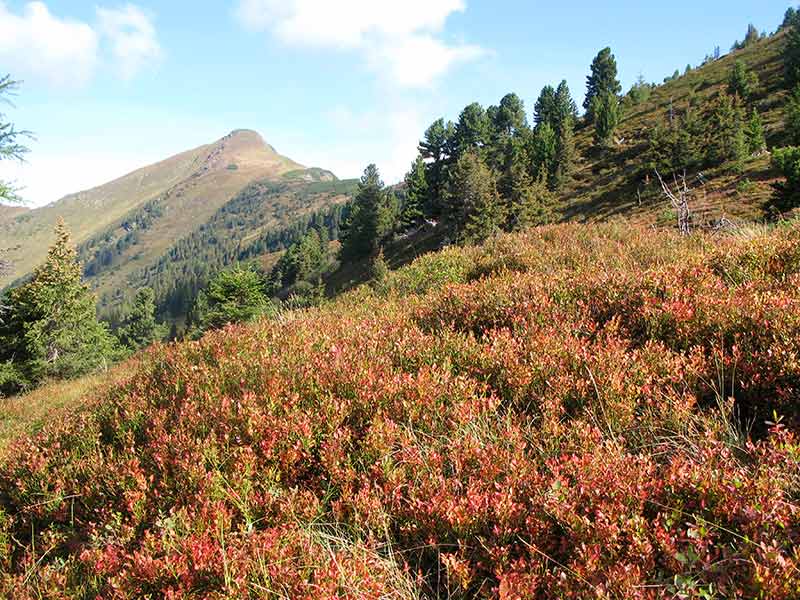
[1,223,799,598]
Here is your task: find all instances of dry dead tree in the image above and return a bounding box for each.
[655,169,692,236]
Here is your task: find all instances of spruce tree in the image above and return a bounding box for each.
[1,218,117,386]
[728,60,758,102]
[533,85,557,127]
[447,151,504,243]
[785,84,800,144]
[553,117,577,189]
[191,265,271,335]
[117,287,167,351]
[594,92,620,146]
[745,108,767,155]
[339,164,394,261]
[584,47,621,122]
[400,157,428,230]
[552,81,578,188]
[708,93,748,169]
[554,80,579,127]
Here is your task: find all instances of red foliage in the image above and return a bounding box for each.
[1,223,799,598]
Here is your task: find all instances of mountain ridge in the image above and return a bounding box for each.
[0,130,341,297]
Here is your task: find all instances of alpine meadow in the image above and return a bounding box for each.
[1,2,800,599]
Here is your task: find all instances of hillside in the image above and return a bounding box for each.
[1,222,798,597]
[0,130,353,317]
[563,30,788,224]
[0,205,28,224]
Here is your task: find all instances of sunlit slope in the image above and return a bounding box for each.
[565,32,788,224]
[2,221,798,597]
[0,130,305,288]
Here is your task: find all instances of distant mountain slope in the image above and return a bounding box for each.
[0,130,307,288]
[0,205,28,224]
[564,31,787,224]
[85,173,356,322]
[0,130,355,317]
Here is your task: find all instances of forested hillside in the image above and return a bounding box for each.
[0,130,351,321]
[564,28,789,223]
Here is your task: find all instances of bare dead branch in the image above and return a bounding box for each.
[655,169,692,236]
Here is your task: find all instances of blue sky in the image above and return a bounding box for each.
[0,0,790,207]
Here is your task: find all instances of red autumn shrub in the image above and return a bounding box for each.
[1,222,799,598]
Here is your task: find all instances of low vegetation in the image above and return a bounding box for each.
[2,222,799,598]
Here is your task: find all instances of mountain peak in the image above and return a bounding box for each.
[201,129,303,174]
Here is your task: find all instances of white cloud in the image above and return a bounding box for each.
[376,34,484,88]
[236,0,484,87]
[0,2,160,87]
[291,104,425,185]
[97,4,162,81]
[0,2,99,87]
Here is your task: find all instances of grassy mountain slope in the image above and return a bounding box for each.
[0,205,28,224]
[0,130,354,314]
[563,31,788,224]
[0,130,303,287]
[120,175,356,322]
[2,221,799,597]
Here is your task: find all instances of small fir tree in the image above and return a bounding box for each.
[744,109,767,155]
[728,60,758,101]
[117,287,167,351]
[191,265,272,336]
[1,218,117,388]
[508,164,551,231]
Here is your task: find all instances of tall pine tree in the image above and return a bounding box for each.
[339,164,394,261]
[401,157,428,230]
[447,151,504,243]
[418,119,455,217]
[552,81,578,188]
[584,47,621,122]
[594,92,620,146]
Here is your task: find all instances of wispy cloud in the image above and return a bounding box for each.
[0,1,161,88]
[97,4,162,81]
[235,0,485,87]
